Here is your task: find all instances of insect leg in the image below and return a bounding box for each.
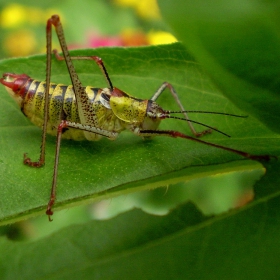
[136,129,271,161]
[23,15,58,167]
[53,49,113,89]
[150,82,212,137]
[46,120,118,221]
[39,15,122,219]
[45,15,99,128]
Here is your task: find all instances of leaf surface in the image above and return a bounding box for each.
[0,160,279,279]
[0,43,278,223]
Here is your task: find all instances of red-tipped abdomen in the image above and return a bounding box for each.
[0,73,32,99]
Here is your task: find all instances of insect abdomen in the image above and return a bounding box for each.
[25,80,83,139]
[1,74,104,140]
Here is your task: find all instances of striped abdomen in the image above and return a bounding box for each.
[1,73,125,140]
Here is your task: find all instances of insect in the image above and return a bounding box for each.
[0,15,271,221]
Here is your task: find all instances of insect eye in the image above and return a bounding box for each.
[100,91,111,109]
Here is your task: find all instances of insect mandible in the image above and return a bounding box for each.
[0,15,271,221]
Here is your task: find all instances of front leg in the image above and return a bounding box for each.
[150,82,212,137]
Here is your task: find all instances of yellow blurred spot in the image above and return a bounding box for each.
[0,4,27,28]
[135,0,161,19]
[0,4,63,27]
[113,0,160,19]
[4,30,37,57]
[147,31,177,45]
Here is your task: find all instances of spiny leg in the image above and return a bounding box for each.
[47,15,100,127]
[23,14,57,167]
[53,49,113,89]
[46,121,66,221]
[42,15,121,220]
[23,14,117,219]
[151,82,212,137]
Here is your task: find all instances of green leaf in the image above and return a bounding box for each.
[0,43,278,224]
[158,0,280,134]
[0,161,279,279]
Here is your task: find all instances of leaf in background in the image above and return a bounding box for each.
[158,0,280,134]
[0,160,280,280]
[0,44,278,224]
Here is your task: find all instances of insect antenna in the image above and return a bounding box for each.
[164,110,247,137]
[167,116,231,137]
[94,57,114,90]
[168,110,248,118]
